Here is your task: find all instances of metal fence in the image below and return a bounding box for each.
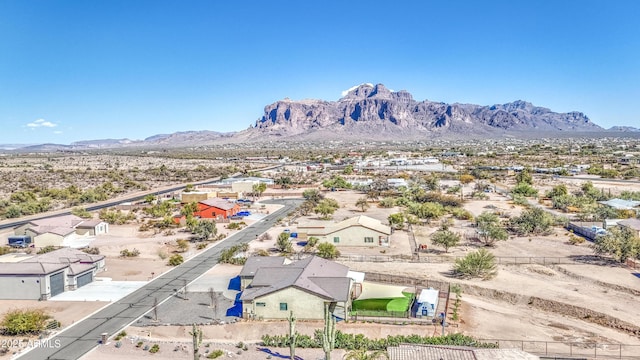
[338,254,591,266]
[480,339,640,359]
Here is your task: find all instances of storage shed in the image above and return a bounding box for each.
[417,288,439,317]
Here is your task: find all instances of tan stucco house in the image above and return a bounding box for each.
[297,215,392,246]
[239,256,353,320]
[14,215,108,248]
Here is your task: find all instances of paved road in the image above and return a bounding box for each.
[17,198,302,360]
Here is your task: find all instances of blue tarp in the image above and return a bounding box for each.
[228,275,241,291]
[226,292,243,317]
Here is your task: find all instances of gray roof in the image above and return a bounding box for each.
[20,214,104,237]
[0,262,68,276]
[75,219,106,228]
[28,215,84,228]
[240,256,350,302]
[618,218,640,231]
[239,256,287,277]
[388,344,540,360]
[0,248,103,276]
[599,198,640,210]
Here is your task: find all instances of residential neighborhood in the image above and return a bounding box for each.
[0,139,639,360]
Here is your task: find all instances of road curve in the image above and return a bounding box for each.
[16,198,302,360]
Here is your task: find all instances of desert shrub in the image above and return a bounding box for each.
[0,246,14,256]
[37,245,57,254]
[317,242,340,259]
[448,207,473,220]
[378,197,396,208]
[207,349,225,359]
[261,331,496,350]
[149,344,160,353]
[452,249,497,280]
[81,247,100,255]
[157,249,168,260]
[120,248,140,257]
[253,249,270,256]
[168,254,184,266]
[512,183,538,197]
[196,243,208,250]
[176,239,189,253]
[1,309,51,335]
[114,330,127,340]
[568,234,585,245]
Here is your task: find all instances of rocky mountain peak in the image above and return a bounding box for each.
[250,83,603,139]
[340,83,395,100]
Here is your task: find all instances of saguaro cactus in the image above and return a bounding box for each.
[190,323,203,360]
[322,303,336,360]
[288,310,297,359]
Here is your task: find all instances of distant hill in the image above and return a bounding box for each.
[609,126,640,132]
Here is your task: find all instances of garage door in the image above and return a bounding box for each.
[76,272,93,288]
[50,272,64,297]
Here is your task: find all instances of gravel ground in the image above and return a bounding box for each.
[135,292,238,327]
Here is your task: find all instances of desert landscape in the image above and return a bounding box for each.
[1,145,639,360]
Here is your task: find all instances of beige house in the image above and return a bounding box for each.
[297,215,392,247]
[180,191,217,204]
[239,256,353,320]
[14,215,108,248]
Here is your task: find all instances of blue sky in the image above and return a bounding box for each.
[1,0,638,144]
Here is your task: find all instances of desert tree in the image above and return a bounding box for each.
[314,198,339,220]
[592,226,640,263]
[475,211,508,246]
[191,220,217,241]
[431,229,461,253]
[387,213,405,230]
[276,232,294,254]
[355,197,370,212]
[508,207,555,236]
[302,188,324,204]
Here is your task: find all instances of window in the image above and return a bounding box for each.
[333,237,340,243]
[364,237,374,243]
[256,302,266,307]
[279,303,288,311]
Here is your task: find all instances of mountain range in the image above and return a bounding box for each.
[243,83,603,141]
[2,83,638,151]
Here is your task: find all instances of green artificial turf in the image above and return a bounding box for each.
[352,292,414,312]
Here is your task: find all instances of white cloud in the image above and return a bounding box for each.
[27,119,58,128]
[53,130,63,134]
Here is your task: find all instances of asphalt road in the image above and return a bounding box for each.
[0,174,238,230]
[16,198,302,360]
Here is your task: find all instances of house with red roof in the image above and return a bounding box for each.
[194,198,240,219]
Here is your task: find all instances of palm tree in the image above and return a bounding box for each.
[343,349,388,360]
